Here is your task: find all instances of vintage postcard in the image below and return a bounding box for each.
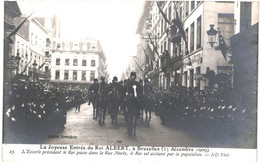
[2,0,258,161]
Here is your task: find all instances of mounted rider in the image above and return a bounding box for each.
[125,71,142,137]
[108,76,123,125]
[96,76,109,125]
[88,78,99,119]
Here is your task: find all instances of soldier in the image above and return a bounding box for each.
[96,76,109,125]
[88,78,99,119]
[108,76,122,125]
[143,78,154,125]
[125,72,142,137]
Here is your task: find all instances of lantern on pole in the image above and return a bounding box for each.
[207,24,218,48]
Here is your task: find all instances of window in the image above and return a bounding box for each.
[57,43,61,49]
[197,1,201,5]
[240,2,251,31]
[31,33,33,43]
[218,13,234,47]
[178,44,182,56]
[82,71,86,81]
[185,1,189,17]
[56,58,60,65]
[197,16,202,49]
[45,66,49,72]
[90,71,95,81]
[82,59,87,66]
[174,45,178,57]
[180,6,183,21]
[45,51,49,57]
[73,71,77,80]
[190,23,194,52]
[168,6,171,23]
[64,70,69,80]
[185,28,189,55]
[91,60,95,67]
[195,67,201,89]
[35,35,37,45]
[190,69,194,88]
[55,70,60,79]
[73,59,78,66]
[164,41,167,52]
[25,46,28,58]
[21,44,24,57]
[191,1,195,11]
[161,19,163,34]
[65,58,70,66]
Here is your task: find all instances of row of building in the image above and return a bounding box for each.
[126,1,258,93]
[4,1,108,89]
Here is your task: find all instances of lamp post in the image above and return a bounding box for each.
[207,24,218,48]
[32,60,37,83]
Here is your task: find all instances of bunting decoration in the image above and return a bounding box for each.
[218,29,227,61]
[156,1,171,25]
[21,57,33,75]
[38,61,46,70]
[6,12,34,44]
[173,2,189,54]
[148,35,160,58]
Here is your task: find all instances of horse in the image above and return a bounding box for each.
[143,94,153,125]
[96,91,108,126]
[108,88,121,125]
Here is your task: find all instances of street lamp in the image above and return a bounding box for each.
[207,24,218,48]
[32,60,37,83]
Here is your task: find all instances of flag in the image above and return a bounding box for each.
[134,59,143,73]
[21,57,32,75]
[146,43,155,60]
[173,2,189,54]
[148,35,160,58]
[218,30,227,61]
[7,12,34,40]
[156,1,171,25]
[141,44,155,61]
[38,61,46,70]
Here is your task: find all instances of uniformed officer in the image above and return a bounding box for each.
[88,78,99,119]
[125,71,142,137]
[96,76,109,125]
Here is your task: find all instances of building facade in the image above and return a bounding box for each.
[50,38,107,88]
[135,1,238,90]
[4,1,22,83]
[13,17,50,81]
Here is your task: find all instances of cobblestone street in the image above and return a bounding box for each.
[43,103,209,147]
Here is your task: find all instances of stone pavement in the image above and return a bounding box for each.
[43,103,209,147]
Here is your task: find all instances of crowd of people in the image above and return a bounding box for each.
[3,80,87,135]
[153,83,251,128]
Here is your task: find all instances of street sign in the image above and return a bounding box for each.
[140,34,156,39]
[6,59,18,69]
[45,58,51,63]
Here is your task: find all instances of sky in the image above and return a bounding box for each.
[17,0,144,80]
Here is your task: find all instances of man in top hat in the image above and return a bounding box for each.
[125,71,142,137]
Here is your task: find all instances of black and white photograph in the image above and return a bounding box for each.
[2,0,258,161]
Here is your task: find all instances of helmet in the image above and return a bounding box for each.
[101,76,105,81]
[113,76,118,81]
[130,71,136,79]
